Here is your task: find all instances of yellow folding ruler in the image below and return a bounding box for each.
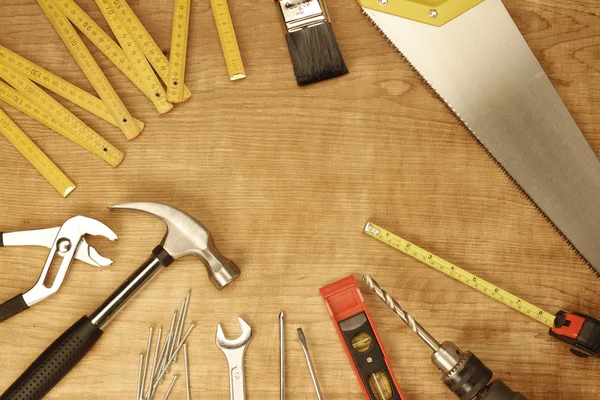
[37,0,143,139]
[0,64,124,167]
[0,107,76,197]
[363,221,556,328]
[94,0,173,114]
[0,45,144,130]
[167,0,192,103]
[210,0,245,80]
[109,0,192,101]
[50,0,147,97]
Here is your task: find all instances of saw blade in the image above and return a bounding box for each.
[361,0,600,276]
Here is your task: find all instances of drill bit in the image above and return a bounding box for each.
[362,275,441,351]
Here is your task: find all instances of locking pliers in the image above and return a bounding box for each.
[0,216,117,323]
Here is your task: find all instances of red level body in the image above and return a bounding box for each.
[320,276,406,400]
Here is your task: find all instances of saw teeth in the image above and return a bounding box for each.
[360,7,599,278]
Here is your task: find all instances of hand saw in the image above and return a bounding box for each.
[357,0,600,276]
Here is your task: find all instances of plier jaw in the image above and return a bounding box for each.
[0,216,117,323]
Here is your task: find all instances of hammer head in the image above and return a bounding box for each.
[109,202,240,289]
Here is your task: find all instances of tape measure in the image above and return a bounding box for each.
[38,0,143,140]
[0,45,143,130]
[210,0,246,80]
[94,0,172,114]
[0,107,76,197]
[50,0,147,98]
[109,0,192,101]
[167,0,192,103]
[363,222,556,328]
[0,64,124,167]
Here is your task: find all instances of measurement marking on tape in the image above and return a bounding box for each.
[0,107,76,197]
[0,45,144,130]
[167,0,191,103]
[210,0,245,80]
[51,0,147,97]
[110,0,192,101]
[363,222,556,328]
[95,0,172,114]
[38,0,142,139]
[0,64,124,167]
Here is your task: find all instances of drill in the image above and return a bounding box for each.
[363,275,526,400]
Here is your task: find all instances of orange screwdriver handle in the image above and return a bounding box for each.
[550,311,600,358]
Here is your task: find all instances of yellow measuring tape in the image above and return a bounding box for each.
[0,64,124,167]
[167,0,192,103]
[94,0,173,114]
[364,222,556,328]
[210,0,245,80]
[50,0,147,97]
[109,0,192,101]
[0,45,144,130]
[38,0,143,140]
[0,107,76,197]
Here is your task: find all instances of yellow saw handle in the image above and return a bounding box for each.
[357,0,485,27]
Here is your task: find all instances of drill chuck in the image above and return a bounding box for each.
[363,275,527,400]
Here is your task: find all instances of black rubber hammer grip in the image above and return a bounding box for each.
[1,316,103,400]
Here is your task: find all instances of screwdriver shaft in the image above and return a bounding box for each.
[363,275,441,352]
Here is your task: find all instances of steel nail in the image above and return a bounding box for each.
[174,290,191,363]
[145,326,162,398]
[163,375,178,400]
[184,344,191,400]
[136,354,144,400]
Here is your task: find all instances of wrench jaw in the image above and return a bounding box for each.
[216,317,253,400]
[216,317,253,350]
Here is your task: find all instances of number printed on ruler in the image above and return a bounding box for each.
[210,0,245,80]
[0,45,143,129]
[37,0,142,139]
[0,108,76,197]
[52,0,147,97]
[363,222,556,327]
[109,0,192,101]
[0,63,124,166]
[167,0,191,103]
[95,0,172,114]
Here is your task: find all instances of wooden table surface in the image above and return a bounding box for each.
[0,0,599,399]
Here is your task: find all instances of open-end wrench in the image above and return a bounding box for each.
[216,317,253,400]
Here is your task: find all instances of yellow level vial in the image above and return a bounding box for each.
[0,64,124,167]
[38,0,142,140]
[95,0,172,114]
[109,0,192,101]
[167,0,192,103]
[210,0,245,80]
[0,107,75,197]
[0,45,144,130]
[50,0,147,97]
[363,222,556,328]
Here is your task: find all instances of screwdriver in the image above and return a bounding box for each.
[363,275,527,400]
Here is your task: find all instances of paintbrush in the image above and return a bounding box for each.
[277,0,348,86]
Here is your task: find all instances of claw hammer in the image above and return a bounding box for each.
[1,203,240,400]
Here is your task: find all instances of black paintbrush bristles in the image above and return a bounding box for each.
[286,22,348,86]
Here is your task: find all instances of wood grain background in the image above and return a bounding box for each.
[0,0,599,398]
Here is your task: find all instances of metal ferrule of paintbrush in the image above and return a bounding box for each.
[277,0,330,32]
